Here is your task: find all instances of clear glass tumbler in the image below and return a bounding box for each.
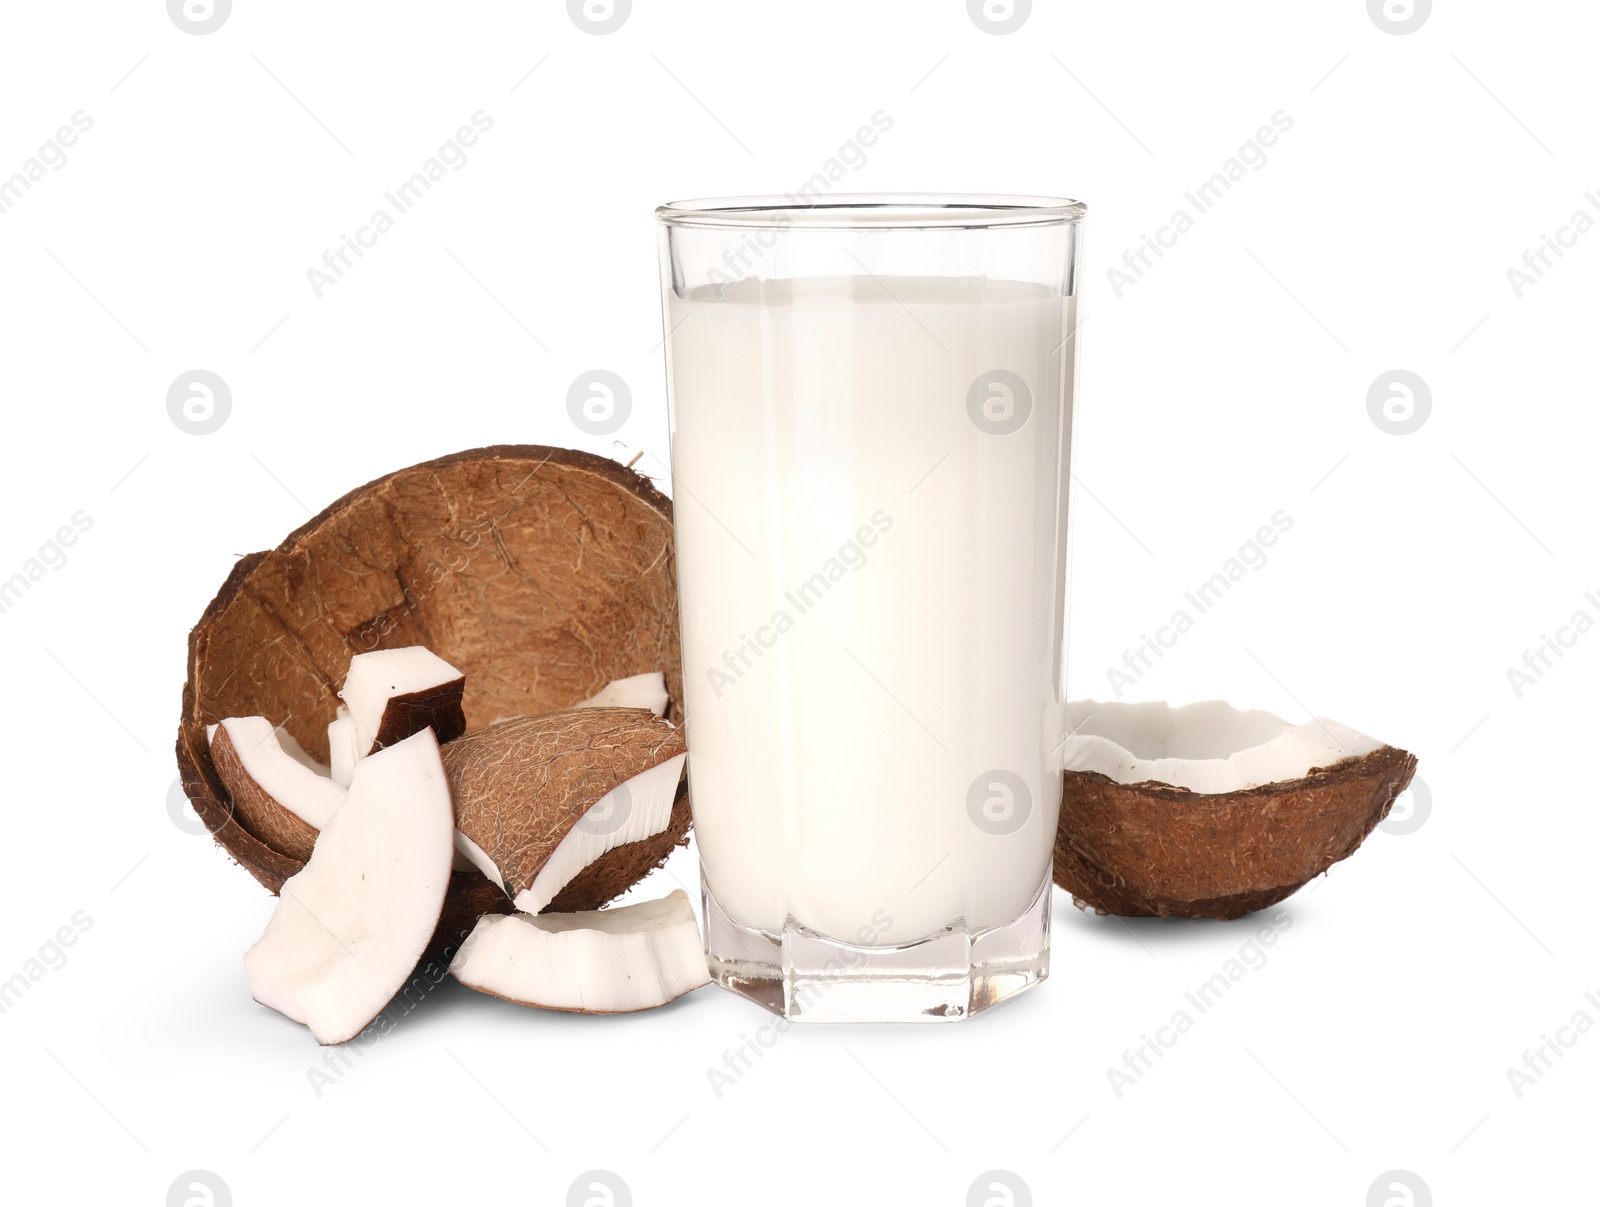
[656,195,1085,1021]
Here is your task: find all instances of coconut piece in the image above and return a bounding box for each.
[449,890,710,1013]
[444,708,687,914]
[578,671,669,718]
[520,752,685,913]
[209,717,348,862]
[244,729,454,1044]
[328,706,357,788]
[1054,700,1418,920]
[341,646,466,757]
[175,445,683,899]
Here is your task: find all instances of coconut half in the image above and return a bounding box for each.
[1054,700,1417,920]
[578,671,669,718]
[449,890,710,1013]
[341,646,466,757]
[244,728,455,1044]
[209,717,348,862]
[444,708,688,914]
[176,446,684,902]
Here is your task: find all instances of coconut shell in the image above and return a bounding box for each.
[176,445,684,910]
[443,707,687,903]
[207,724,321,863]
[1053,745,1417,920]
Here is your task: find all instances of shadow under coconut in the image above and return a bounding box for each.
[1052,888,1311,954]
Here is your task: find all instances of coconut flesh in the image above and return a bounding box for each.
[450,889,709,1013]
[577,671,669,717]
[208,717,348,862]
[244,729,455,1044]
[327,705,357,789]
[1054,700,1417,920]
[341,646,466,757]
[1059,701,1386,792]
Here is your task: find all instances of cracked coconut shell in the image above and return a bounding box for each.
[175,445,692,944]
[1052,702,1418,920]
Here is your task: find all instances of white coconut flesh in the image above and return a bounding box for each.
[327,706,358,789]
[449,753,687,913]
[208,716,347,829]
[1060,700,1385,794]
[340,645,464,756]
[243,728,454,1044]
[577,671,669,718]
[449,889,710,1013]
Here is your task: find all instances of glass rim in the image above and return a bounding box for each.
[656,193,1086,230]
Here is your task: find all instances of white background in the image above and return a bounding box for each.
[1,1,1594,1203]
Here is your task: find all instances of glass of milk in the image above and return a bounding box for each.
[656,195,1085,1021]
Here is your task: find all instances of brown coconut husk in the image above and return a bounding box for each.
[1053,745,1417,920]
[175,445,689,919]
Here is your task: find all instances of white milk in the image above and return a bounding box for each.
[666,275,1073,946]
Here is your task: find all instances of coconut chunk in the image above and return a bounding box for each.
[516,752,686,913]
[1060,700,1384,793]
[209,717,349,861]
[340,646,466,757]
[327,705,358,789]
[577,671,669,718]
[243,729,455,1044]
[449,890,709,1013]
[444,708,687,911]
[1053,699,1416,920]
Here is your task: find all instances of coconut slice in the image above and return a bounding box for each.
[244,729,454,1044]
[449,890,710,1013]
[209,717,348,862]
[444,707,687,914]
[578,671,669,718]
[1054,700,1417,920]
[340,646,466,757]
[327,705,358,789]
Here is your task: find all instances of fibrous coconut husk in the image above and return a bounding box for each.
[175,446,687,917]
[1053,745,1417,920]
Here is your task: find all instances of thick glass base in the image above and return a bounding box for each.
[701,874,1051,1022]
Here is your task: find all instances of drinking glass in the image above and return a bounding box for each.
[656,194,1085,1021]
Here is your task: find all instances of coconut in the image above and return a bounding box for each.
[174,446,688,916]
[577,671,670,717]
[443,707,688,914]
[449,889,710,1013]
[1054,700,1417,920]
[341,645,466,756]
[208,717,347,862]
[244,729,455,1044]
